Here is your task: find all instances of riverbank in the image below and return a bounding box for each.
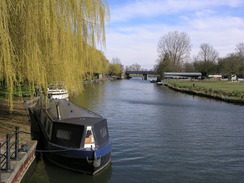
[0,95,38,183]
[0,97,30,143]
[164,80,244,105]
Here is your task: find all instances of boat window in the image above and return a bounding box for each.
[84,126,95,148]
[93,120,109,147]
[51,123,84,148]
[40,113,45,125]
[47,120,52,136]
[56,129,71,140]
[44,119,47,129]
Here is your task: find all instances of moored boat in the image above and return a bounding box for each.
[156,81,163,85]
[28,98,112,175]
[47,81,69,100]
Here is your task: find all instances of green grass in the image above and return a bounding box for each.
[0,86,34,99]
[165,80,244,99]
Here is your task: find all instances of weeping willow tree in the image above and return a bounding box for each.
[0,0,109,112]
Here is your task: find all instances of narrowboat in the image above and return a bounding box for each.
[28,98,112,175]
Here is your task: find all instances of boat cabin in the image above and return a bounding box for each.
[37,99,109,149]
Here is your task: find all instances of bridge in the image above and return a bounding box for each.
[125,71,157,80]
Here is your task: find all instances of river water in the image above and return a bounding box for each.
[24,78,244,183]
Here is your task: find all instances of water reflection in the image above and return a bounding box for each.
[25,155,112,183]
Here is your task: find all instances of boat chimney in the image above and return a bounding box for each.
[56,103,61,120]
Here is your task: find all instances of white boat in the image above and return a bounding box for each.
[156,81,163,85]
[47,82,69,100]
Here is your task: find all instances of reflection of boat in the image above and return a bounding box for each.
[28,99,112,175]
[45,157,112,183]
[47,82,69,100]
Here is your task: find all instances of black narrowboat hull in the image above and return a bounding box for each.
[39,133,112,175]
[28,99,112,175]
[37,123,112,175]
[46,151,111,175]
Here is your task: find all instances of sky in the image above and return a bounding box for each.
[103,0,244,70]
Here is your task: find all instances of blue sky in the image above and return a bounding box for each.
[104,0,244,70]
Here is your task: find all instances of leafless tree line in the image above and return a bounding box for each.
[155,30,244,77]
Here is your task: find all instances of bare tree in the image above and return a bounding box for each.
[198,43,219,62]
[235,43,244,57]
[111,58,122,65]
[235,42,244,73]
[157,31,191,70]
[126,63,142,71]
[133,63,141,71]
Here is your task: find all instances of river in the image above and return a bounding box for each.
[24,78,244,183]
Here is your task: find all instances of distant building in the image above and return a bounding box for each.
[208,75,222,79]
[164,72,202,79]
[231,74,237,81]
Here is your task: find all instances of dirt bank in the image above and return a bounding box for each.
[0,97,30,143]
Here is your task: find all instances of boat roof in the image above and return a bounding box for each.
[56,117,106,126]
[44,99,102,121]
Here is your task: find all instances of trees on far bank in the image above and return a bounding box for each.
[157,31,191,73]
[155,31,191,77]
[197,43,219,63]
[155,30,243,78]
[108,58,123,75]
[218,53,243,76]
[125,63,142,71]
[192,43,219,77]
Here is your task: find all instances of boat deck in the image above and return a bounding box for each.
[44,99,102,120]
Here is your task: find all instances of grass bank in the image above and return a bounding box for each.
[164,80,244,104]
[0,92,31,143]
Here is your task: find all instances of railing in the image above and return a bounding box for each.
[0,127,30,183]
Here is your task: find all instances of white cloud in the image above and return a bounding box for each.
[185,15,244,56]
[105,0,244,68]
[105,25,162,68]
[110,0,244,22]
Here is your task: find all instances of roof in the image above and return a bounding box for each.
[56,117,106,126]
[45,99,102,121]
[164,72,202,76]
